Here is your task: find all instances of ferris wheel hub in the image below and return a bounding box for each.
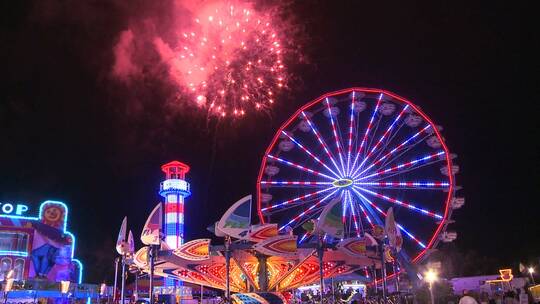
[332,178,354,188]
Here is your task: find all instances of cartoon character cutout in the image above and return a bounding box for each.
[41,203,66,229]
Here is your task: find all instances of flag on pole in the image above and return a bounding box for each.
[217,195,252,239]
[315,197,344,239]
[385,207,403,252]
[116,216,128,255]
[141,204,162,246]
[128,230,135,254]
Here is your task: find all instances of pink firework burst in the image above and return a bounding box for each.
[174,3,287,118]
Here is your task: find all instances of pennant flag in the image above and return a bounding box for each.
[128,230,135,254]
[116,216,129,255]
[248,224,278,242]
[173,239,211,261]
[141,204,162,246]
[519,263,526,273]
[315,197,344,239]
[337,237,370,257]
[385,208,402,252]
[217,195,252,239]
[253,234,298,258]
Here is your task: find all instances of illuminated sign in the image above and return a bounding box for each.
[0,203,29,215]
[0,200,84,283]
[486,269,514,283]
[162,179,189,191]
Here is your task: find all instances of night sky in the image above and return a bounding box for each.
[1,1,537,283]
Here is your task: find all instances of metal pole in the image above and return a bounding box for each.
[120,256,126,304]
[373,265,378,293]
[331,277,335,302]
[113,257,119,303]
[394,262,400,294]
[318,236,324,304]
[428,282,434,304]
[134,272,139,302]
[393,262,400,304]
[380,244,387,304]
[225,238,231,303]
[530,272,536,285]
[149,246,155,304]
[200,284,204,304]
[257,254,269,292]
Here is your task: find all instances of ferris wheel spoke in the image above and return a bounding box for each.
[355,187,443,219]
[350,94,383,176]
[351,202,366,236]
[346,93,356,175]
[264,190,336,214]
[301,111,344,176]
[363,115,383,167]
[350,105,409,177]
[354,181,450,190]
[266,154,336,180]
[369,159,447,184]
[359,151,445,180]
[288,205,326,231]
[356,202,375,228]
[298,232,310,243]
[353,125,432,179]
[278,189,340,231]
[373,133,433,175]
[260,180,333,188]
[351,187,386,219]
[367,121,405,171]
[351,188,427,249]
[281,131,341,178]
[325,98,347,175]
[396,223,427,249]
[261,187,336,213]
[345,190,361,237]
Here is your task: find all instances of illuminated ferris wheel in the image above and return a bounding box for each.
[257,88,461,264]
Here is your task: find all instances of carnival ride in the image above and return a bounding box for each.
[257,87,460,267]
[121,88,462,300]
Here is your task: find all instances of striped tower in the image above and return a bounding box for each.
[159,161,191,287]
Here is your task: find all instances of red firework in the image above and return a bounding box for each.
[174,3,287,118]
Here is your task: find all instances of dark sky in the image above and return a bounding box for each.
[1,1,537,283]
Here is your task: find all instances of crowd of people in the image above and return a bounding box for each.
[292,286,536,304]
[457,289,531,304]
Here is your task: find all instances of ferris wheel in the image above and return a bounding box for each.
[257,88,461,264]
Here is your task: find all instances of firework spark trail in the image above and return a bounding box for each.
[153,1,289,118]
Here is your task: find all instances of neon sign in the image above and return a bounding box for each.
[0,202,29,215]
[0,200,83,283]
[486,269,514,283]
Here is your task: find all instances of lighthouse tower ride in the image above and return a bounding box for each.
[159,161,191,287]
